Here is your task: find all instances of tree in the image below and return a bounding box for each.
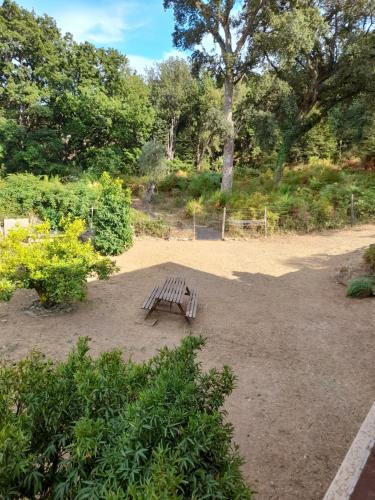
[187,73,227,169]
[0,1,154,176]
[0,220,116,307]
[164,0,267,192]
[258,0,375,182]
[148,57,194,160]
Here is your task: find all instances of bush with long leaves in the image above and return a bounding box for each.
[0,336,252,499]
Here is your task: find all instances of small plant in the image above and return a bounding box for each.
[0,220,117,307]
[185,198,204,217]
[0,336,252,499]
[364,244,375,271]
[130,208,169,238]
[94,172,133,256]
[346,276,374,298]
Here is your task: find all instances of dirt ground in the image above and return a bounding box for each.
[1,225,375,500]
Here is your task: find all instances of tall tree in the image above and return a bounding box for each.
[148,57,194,160]
[164,0,267,192]
[259,0,375,183]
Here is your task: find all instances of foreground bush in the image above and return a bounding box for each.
[94,172,133,255]
[0,336,252,499]
[346,276,374,298]
[0,220,116,307]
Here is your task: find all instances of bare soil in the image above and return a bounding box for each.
[1,225,375,499]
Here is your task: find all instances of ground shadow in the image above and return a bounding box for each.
[0,244,374,500]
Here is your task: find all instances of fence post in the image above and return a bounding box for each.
[193,208,196,240]
[221,207,227,240]
[264,206,268,237]
[351,194,355,226]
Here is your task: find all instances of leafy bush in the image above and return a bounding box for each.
[0,174,98,229]
[130,208,169,238]
[346,276,374,298]
[94,172,133,255]
[187,171,221,197]
[364,245,375,271]
[159,171,189,192]
[0,336,252,499]
[0,220,116,307]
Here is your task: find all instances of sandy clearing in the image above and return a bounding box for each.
[1,225,375,499]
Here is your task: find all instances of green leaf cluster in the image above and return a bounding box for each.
[0,336,252,499]
[93,173,133,256]
[0,219,117,307]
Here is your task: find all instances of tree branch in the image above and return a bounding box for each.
[235,0,265,55]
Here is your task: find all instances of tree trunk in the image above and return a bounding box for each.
[167,116,177,161]
[221,74,234,193]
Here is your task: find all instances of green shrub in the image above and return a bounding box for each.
[187,172,221,197]
[159,171,189,192]
[346,276,374,298]
[0,336,252,499]
[185,198,204,217]
[0,220,116,307]
[0,174,98,229]
[130,208,169,237]
[94,172,133,255]
[364,245,375,271]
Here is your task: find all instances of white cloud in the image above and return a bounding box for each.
[128,49,188,75]
[51,2,142,45]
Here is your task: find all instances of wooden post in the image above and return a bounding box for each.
[193,208,196,240]
[351,194,355,226]
[264,206,268,237]
[221,207,227,240]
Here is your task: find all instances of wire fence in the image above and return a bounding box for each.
[166,193,368,241]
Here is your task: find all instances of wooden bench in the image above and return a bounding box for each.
[142,286,160,311]
[185,288,198,320]
[142,278,198,322]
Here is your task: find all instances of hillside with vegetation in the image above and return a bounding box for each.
[0,0,374,239]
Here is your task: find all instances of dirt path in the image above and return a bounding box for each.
[1,225,375,499]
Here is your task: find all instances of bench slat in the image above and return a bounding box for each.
[142,286,159,310]
[186,289,198,319]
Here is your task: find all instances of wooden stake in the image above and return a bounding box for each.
[264,206,268,237]
[221,207,227,240]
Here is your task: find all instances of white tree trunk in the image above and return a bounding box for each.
[221,74,234,192]
[167,116,177,160]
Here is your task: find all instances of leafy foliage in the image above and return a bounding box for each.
[346,276,374,298]
[364,245,375,271]
[0,220,116,307]
[0,336,252,499]
[0,1,153,176]
[137,140,169,180]
[0,174,98,229]
[93,173,133,256]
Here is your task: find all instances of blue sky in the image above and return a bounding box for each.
[17,0,188,73]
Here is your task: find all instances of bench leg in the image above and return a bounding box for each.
[178,303,190,324]
[145,299,160,319]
